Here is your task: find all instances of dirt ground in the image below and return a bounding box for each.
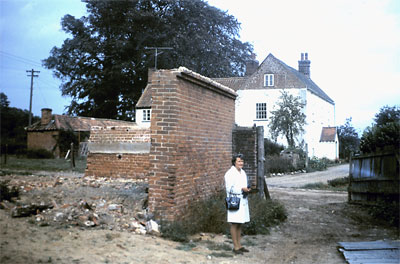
[0,165,398,264]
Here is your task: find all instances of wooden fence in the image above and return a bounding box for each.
[349,151,399,204]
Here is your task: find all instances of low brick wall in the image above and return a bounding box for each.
[85,126,150,179]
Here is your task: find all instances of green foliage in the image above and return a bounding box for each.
[243,195,287,235]
[368,200,399,227]
[337,117,360,160]
[301,177,349,191]
[160,191,287,242]
[264,138,284,156]
[43,0,253,120]
[26,149,54,159]
[0,180,19,202]
[57,130,79,155]
[268,91,306,148]
[1,156,87,173]
[0,93,39,154]
[327,177,349,187]
[307,157,332,172]
[360,105,400,153]
[265,155,294,174]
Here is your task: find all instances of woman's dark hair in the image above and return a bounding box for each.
[232,153,244,165]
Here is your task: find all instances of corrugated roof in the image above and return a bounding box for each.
[26,115,136,132]
[320,127,337,142]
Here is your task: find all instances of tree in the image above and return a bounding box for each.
[0,93,39,154]
[269,91,306,148]
[43,0,253,120]
[337,117,360,160]
[360,105,400,153]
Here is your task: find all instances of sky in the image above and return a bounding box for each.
[1,0,399,134]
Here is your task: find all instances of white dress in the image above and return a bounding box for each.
[224,166,250,224]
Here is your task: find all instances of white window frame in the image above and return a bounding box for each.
[264,74,274,87]
[142,109,151,122]
[256,103,267,120]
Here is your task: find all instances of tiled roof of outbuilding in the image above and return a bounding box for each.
[136,84,152,108]
[26,115,136,132]
[320,127,337,142]
[211,77,248,91]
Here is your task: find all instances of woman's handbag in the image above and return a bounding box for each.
[225,191,240,211]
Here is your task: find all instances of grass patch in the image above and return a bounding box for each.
[368,200,399,227]
[209,252,233,258]
[204,241,231,251]
[175,242,197,251]
[161,190,287,242]
[300,177,349,191]
[0,156,86,173]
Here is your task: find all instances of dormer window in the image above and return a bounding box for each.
[264,74,274,87]
[143,109,151,121]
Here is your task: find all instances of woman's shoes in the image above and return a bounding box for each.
[233,247,249,254]
[232,249,243,255]
[239,247,250,252]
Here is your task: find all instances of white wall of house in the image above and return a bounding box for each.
[135,108,151,128]
[235,88,336,159]
[315,140,339,160]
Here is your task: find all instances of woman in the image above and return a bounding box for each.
[224,153,251,254]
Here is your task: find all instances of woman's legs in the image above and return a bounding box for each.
[230,223,242,250]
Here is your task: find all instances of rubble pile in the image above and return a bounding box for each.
[0,172,160,235]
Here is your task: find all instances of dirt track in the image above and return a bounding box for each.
[1,165,399,264]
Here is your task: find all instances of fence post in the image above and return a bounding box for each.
[257,126,270,199]
[348,152,353,203]
[70,143,75,168]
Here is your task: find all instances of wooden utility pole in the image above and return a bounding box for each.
[26,69,40,125]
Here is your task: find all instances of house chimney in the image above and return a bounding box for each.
[298,52,311,78]
[41,108,52,125]
[245,53,259,76]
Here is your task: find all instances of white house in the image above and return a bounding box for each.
[214,53,339,160]
[135,81,152,128]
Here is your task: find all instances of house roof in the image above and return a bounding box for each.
[26,115,136,132]
[320,127,337,142]
[267,54,334,104]
[210,77,247,92]
[136,84,152,108]
[213,53,334,105]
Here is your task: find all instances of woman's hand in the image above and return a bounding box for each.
[241,187,251,193]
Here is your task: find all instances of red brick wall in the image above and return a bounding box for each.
[85,126,150,179]
[27,131,60,158]
[148,68,237,221]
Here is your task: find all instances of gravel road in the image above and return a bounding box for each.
[266,164,349,188]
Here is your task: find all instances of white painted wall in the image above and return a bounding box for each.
[235,88,337,159]
[135,108,151,128]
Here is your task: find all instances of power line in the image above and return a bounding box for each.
[1,51,43,67]
[26,69,40,126]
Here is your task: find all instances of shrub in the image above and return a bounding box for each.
[243,195,287,235]
[26,148,54,159]
[265,155,294,173]
[328,177,349,187]
[0,180,19,202]
[161,190,287,241]
[307,157,332,172]
[368,200,399,227]
[264,139,284,156]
